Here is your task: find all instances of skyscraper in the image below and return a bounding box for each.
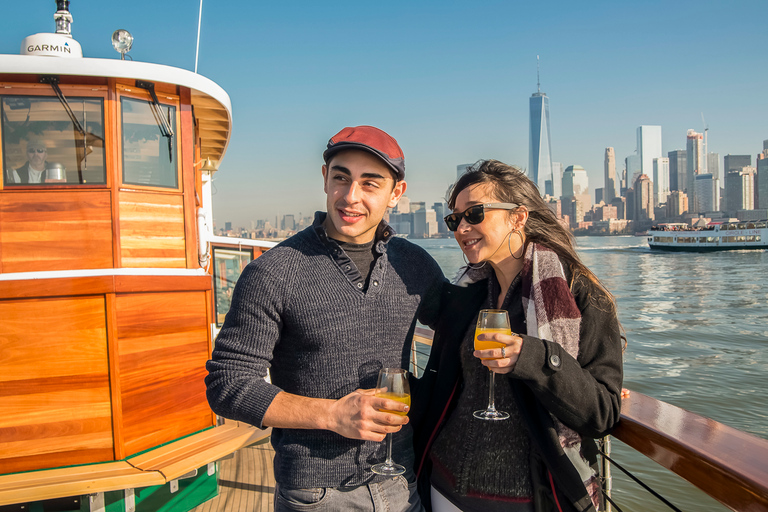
[604,148,616,202]
[529,57,552,194]
[757,142,768,209]
[668,150,687,192]
[637,125,663,177]
[653,157,670,206]
[551,162,563,199]
[625,153,641,188]
[694,174,720,213]
[723,154,752,174]
[634,174,654,221]
[725,167,755,212]
[686,129,704,211]
[707,152,720,181]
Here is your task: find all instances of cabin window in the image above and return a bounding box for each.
[121,97,177,188]
[212,247,254,326]
[1,96,106,186]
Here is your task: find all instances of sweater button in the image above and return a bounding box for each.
[345,265,351,270]
[373,281,379,286]
[357,283,363,289]
[549,354,561,368]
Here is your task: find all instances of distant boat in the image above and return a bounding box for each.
[647,221,768,251]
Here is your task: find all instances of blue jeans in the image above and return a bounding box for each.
[274,474,423,512]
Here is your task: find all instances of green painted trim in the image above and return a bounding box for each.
[0,425,218,478]
[123,425,216,459]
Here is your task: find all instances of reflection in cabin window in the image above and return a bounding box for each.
[121,97,177,188]
[1,96,106,186]
[213,247,253,326]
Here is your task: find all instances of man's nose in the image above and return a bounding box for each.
[344,181,361,203]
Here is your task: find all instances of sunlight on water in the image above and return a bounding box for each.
[413,235,768,512]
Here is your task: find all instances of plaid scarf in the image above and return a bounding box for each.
[455,242,600,509]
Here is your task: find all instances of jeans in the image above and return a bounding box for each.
[274,474,423,512]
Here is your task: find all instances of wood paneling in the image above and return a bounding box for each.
[118,190,186,268]
[0,296,113,473]
[116,291,213,457]
[0,190,113,273]
[180,87,197,268]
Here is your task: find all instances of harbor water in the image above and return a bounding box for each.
[412,236,768,512]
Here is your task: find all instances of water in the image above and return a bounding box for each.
[411,236,768,511]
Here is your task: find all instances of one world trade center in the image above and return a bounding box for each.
[529,57,552,195]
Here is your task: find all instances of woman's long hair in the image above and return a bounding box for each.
[447,159,616,310]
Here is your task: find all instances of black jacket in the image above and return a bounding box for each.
[411,275,623,512]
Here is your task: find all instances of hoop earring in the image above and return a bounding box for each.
[462,251,487,269]
[508,229,525,260]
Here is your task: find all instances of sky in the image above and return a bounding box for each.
[3,0,766,228]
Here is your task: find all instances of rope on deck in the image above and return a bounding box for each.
[598,449,683,512]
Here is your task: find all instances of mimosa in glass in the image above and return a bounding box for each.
[371,368,410,475]
[473,310,511,420]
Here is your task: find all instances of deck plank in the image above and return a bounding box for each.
[191,439,275,511]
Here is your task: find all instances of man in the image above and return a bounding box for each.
[206,126,444,511]
[6,138,52,184]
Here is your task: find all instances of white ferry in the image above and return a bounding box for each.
[647,220,768,252]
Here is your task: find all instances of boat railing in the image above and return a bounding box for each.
[411,327,768,512]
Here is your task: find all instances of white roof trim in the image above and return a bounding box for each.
[0,267,208,281]
[0,54,232,161]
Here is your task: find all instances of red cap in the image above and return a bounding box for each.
[323,126,405,180]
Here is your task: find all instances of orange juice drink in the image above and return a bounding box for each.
[474,327,511,359]
[377,392,411,416]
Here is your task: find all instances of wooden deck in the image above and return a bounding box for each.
[191,438,276,511]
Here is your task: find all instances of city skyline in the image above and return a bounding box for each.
[3,1,766,227]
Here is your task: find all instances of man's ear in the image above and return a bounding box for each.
[321,164,328,194]
[388,180,407,208]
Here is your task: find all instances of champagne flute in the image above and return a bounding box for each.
[371,368,410,476]
[473,309,511,420]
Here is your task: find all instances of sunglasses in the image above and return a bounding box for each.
[444,203,519,231]
[27,148,46,154]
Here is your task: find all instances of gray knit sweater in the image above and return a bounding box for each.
[205,213,444,488]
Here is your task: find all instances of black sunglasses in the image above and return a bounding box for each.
[444,203,519,231]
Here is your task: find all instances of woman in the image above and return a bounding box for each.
[411,160,623,512]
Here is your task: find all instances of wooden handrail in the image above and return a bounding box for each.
[612,391,768,512]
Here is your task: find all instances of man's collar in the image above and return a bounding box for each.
[312,211,395,252]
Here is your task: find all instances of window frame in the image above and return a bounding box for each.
[212,245,255,327]
[0,83,111,191]
[116,84,183,192]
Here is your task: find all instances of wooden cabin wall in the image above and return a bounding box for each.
[0,190,114,273]
[0,295,114,474]
[0,277,215,474]
[117,191,186,268]
[115,290,212,457]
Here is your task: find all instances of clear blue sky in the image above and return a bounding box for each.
[3,0,766,228]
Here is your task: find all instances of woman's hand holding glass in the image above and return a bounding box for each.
[473,330,524,374]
